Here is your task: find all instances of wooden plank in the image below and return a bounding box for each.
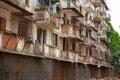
[5,35,17,50]
[2,33,10,49]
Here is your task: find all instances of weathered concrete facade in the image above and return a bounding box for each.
[0,0,113,80]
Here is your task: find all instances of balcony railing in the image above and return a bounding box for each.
[92,0,101,7]
[87,37,97,47]
[93,11,101,22]
[78,56,85,62]
[102,46,108,53]
[105,13,111,21]
[34,10,49,22]
[105,54,112,62]
[86,20,97,30]
[61,0,83,17]
[34,42,111,64]
[34,44,79,61]
[101,22,111,33]
[85,56,97,64]
[101,21,107,27]
[34,10,59,29]
[99,53,105,60]
[91,28,97,40]
[43,45,61,58]
[61,25,85,41]
[84,2,94,13]
[99,8,107,16]
[0,0,33,16]
[50,14,59,28]
[61,51,76,60]
[100,34,108,42]
[91,48,100,58]
[0,30,34,54]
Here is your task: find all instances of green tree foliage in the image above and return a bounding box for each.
[106,21,120,71]
[112,50,120,71]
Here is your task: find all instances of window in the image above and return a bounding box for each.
[63,38,66,51]
[25,0,29,6]
[89,48,92,56]
[43,30,47,44]
[63,38,68,51]
[37,28,42,44]
[18,21,28,38]
[51,33,58,47]
[80,46,86,56]
[0,17,6,30]
[72,41,75,51]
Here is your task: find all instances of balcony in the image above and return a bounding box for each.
[90,48,100,59]
[84,2,94,13]
[105,13,111,21]
[100,34,107,42]
[90,28,97,40]
[92,0,101,7]
[34,44,62,59]
[101,23,111,33]
[101,46,107,54]
[75,43,87,62]
[85,56,97,64]
[101,21,107,28]
[34,43,79,61]
[105,54,112,62]
[93,11,101,23]
[34,10,59,29]
[106,26,111,32]
[87,37,97,48]
[99,52,105,60]
[77,56,85,62]
[0,30,34,54]
[86,19,97,30]
[97,28,101,36]
[100,60,107,66]
[0,0,33,16]
[60,25,85,41]
[61,51,76,61]
[63,8,83,17]
[61,0,83,17]
[99,8,107,16]
[43,45,61,58]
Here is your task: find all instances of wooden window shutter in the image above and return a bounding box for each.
[0,18,6,30]
[18,21,28,38]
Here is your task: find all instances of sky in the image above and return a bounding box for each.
[106,0,120,35]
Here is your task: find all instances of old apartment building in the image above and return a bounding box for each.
[0,0,113,80]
